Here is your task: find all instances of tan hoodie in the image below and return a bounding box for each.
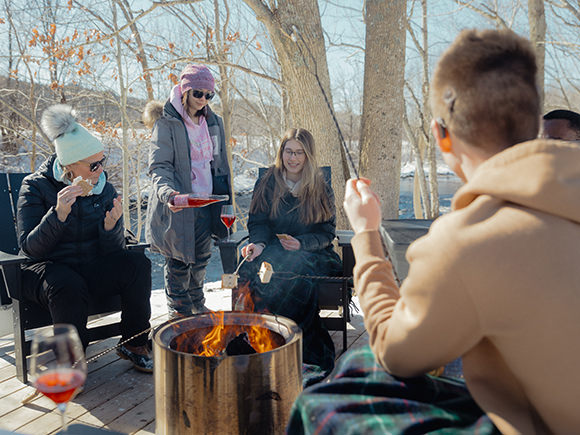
[352,139,580,434]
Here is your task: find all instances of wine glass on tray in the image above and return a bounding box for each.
[30,324,87,432]
[220,204,236,241]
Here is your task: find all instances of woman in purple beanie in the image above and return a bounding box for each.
[145,64,232,319]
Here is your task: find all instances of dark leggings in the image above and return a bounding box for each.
[164,206,213,315]
[21,250,152,349]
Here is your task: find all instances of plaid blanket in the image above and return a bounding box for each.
[238,243,342,388]
[287,344,499,435]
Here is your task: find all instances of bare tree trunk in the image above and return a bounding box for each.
[418,0,438,218]
[213,0,237,228]
[528,0,546,112]
[359,0,406,219]
[405,0,439,219]
[243,0,348,227]
[112,2,131,230]
[115,0,155,101]
[403,112,429,218]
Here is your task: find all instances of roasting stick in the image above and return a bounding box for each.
[335,121,401,286]
[221,252,251,290]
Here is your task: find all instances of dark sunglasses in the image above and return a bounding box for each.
[82,156,107,172]
[190,89,215,100]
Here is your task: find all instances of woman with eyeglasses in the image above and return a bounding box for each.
[238,128,342,386]
[17,104,153,373]
[144,64,232,319]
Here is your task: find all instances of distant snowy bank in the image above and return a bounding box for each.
[0,131,456,197]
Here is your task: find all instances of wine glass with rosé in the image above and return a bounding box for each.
[220,204,236,241]
[30,324,87,432]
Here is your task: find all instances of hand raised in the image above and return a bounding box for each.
[55,185,83,222]
[343,178,382,234]
[104,196,123,231]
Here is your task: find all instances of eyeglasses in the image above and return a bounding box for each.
[283,148,305,158]
[190,89,215,100]
[81,156,107,172]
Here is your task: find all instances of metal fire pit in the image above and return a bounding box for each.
[153,312,302,435]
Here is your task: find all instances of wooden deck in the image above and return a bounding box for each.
[0,285,368,434]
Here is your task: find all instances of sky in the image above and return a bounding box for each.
[320,0,578,114]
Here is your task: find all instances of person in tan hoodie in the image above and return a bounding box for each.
[287,29,580,435]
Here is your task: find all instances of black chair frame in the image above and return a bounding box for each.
[0,172,147,384]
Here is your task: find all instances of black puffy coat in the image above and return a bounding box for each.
[17,155,125,265]
[247,170,337,253]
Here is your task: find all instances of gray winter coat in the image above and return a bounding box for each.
[145,101,231,263]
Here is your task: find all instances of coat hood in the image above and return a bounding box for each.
[453,139,580,224]
[142,100,164,129]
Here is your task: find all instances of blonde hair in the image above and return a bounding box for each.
[250,128,333,225]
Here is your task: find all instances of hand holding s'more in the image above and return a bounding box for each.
[72,176,94,196]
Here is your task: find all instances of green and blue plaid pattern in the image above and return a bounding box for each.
[287,344,499,434]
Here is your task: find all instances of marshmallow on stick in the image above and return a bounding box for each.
[221,273,238,289]
[221,261,273,289]
[259,261,273,284]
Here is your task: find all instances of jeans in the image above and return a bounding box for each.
[22,250,152,349]
[164,206,213,316]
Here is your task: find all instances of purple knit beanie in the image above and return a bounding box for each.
[180,64,215,93]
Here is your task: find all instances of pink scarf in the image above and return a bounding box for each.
[170,85,213,194]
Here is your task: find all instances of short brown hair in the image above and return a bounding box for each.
[430,29,539,150]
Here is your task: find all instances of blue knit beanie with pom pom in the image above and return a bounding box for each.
[41,104,104,166]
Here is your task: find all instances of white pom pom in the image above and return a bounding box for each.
[41,104,78,140]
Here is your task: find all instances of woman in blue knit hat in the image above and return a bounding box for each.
[18,104,153,373]
[145,64,232,319]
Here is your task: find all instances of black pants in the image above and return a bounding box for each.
[164,206,213,315]
[21,250,152,349]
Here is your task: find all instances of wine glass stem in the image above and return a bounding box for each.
[57,402,68,432]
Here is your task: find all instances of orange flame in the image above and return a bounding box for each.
[195,283,280,357]
[198,311,226,357]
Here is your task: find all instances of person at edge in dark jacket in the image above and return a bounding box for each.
[238,128,342,387]
[144,64,232,320]
[19,104,153,373]
[541,109,580,141]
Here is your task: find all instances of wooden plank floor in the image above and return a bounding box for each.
[0,285,368,434]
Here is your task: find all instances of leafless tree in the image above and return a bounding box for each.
[242,0,349,227]
[358,0,406,219]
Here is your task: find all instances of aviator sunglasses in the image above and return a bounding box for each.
[82,155,107,172]
[190,89,215,100]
